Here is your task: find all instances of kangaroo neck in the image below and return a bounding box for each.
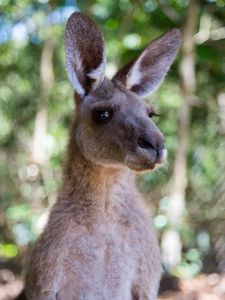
[59,143,135,223]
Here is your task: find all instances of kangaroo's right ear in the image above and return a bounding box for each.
[65,12,106,98]
[112,29,182,97]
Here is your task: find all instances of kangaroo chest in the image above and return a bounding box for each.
[62,223,135,298]
[59,202,158,300]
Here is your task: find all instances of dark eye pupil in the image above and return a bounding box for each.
[92,109,113,125]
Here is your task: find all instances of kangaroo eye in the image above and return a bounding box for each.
[92,108,113,125]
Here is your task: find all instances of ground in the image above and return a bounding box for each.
[0,270,224,300]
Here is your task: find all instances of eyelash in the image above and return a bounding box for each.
[149,111,160,118]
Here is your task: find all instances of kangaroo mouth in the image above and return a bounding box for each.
[125,159,156,172]
[125,149,167,172]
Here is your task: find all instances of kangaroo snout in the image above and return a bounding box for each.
[137,131,166,166]
[138,133,165,154]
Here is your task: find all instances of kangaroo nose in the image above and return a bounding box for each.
[138,134,164,154]
[138,136,155,150]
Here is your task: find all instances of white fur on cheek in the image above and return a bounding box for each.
[161,148,167,162]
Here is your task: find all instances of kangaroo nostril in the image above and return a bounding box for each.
[138,137,155,150]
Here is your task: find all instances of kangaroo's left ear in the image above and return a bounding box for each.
[113,29,182,97]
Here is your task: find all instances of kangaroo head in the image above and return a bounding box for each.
[65,12,181,172]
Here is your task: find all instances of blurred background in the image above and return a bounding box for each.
[0,0,225,299]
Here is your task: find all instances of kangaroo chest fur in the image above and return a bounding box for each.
[60,213,148,299]
[61,199,159,299]
[26,169,161,300]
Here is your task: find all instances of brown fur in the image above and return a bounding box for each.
[25,12,181,300]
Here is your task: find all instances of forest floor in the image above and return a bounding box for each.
[0,270,224,300]
[158,273,225,300]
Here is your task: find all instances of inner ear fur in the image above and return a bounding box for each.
[113,29,182,97]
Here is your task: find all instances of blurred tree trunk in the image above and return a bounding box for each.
[31,37,55,165]
[214,93,225,272]
[161,0,197,271]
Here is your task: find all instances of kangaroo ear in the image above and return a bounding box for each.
[65,12,106,97]
[113,29,182,97]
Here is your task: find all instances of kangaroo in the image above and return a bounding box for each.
[25,12,181,300]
